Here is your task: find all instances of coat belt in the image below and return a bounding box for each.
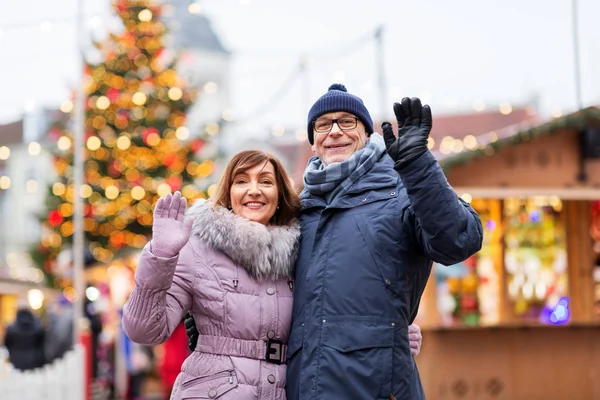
[196,334,288,364]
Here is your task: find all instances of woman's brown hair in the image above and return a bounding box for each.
[210,150,300,226]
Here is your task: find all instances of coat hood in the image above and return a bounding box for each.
[15,309,36,327]
[186,199,300,280]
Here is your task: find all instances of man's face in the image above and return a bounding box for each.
[311,111,369,166]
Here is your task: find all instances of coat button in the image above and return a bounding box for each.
[362,198,367,202]
[267,374,276,384]
[391,191,396,196]
[208,389,217,398]
[267,330,275,339]
[385,278,392,285]
[266,287,275,295]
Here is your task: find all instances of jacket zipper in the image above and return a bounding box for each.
[181,370,235,388]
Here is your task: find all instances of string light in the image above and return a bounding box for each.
[26,179,38,194]
[205,123,220,136]
[28,142,42,156]
[131,186,146,200]
[96,96,110,110]
[188,2,202,14]
[175,126,190,140]
[157,183,172,197]
[203,82,218,94]
[57,136,72,150]
[105,185,120,200]
[499,102,513,115]
[552,107,563,118]
[463,135,478,150]
[80,184,93,198]
[452,139,464,153]
[132,92,147,106]
[473,100,486,112]
[0,176,11,190]
[116,136,131,150]
[87,136,102,151]
[60,100,74,113]
[459,193,472,203]
[221,109,234,122]
[138,9,153,22]
[0,146,10,160]
[168,87,183,101]
[427,137,435,150]
[52,182,66,196]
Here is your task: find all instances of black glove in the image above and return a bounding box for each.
[184,312,199,351]
[382,97,432,171]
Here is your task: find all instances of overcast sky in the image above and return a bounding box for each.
[1,0,599,135]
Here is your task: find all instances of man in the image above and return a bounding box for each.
[3,303,46,371]
[44,295,74,363]
[284,84,482,399]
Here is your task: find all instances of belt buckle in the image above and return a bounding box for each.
[265,338,283,364]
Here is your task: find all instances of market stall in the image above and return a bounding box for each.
[415,107,600,399]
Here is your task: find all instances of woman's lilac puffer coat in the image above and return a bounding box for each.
[122,200,300,399]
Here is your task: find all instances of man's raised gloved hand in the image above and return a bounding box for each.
[382,97,432,171]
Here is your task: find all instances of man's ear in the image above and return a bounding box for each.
[311,144,316,153]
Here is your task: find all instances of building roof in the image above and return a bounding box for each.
[277,106,541,187]
[0,119,23,170]
[438,106,600,171]
[0,119,24,146]
[429,106,539,140]
[166,2,229,54]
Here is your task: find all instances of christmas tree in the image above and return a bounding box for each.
[31,0,217,289]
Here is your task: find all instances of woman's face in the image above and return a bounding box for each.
[230,161,279,225]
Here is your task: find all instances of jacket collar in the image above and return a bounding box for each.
[186,199,300,280]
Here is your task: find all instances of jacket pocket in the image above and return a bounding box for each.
[353,213,406,296]
[180,369,238,399]
[321,319,394,399]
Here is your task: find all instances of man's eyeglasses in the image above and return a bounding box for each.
[313,117,358,134]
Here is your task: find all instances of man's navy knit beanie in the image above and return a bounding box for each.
[306,83,374,145]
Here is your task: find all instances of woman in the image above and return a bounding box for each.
[122,150,423,399]
[123,150,301,399]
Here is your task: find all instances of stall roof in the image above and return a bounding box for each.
[438,106,600,171]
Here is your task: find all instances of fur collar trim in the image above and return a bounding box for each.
[186,199,300,280]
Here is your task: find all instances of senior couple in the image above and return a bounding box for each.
[122,83,483,399]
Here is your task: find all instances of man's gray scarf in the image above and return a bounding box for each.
[302,133,386,203]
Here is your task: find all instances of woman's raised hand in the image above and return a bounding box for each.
[149,191,194,258]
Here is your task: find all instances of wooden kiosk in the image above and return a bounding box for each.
[415,107,600,400]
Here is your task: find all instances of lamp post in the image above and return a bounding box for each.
[72,0,86,355]
[374,25,387,122]
[571,0,582,109]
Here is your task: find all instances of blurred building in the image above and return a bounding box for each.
[415,106,600,399]
[164,1,233,154]
[0,115,58,335]
[0,120,24,265]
